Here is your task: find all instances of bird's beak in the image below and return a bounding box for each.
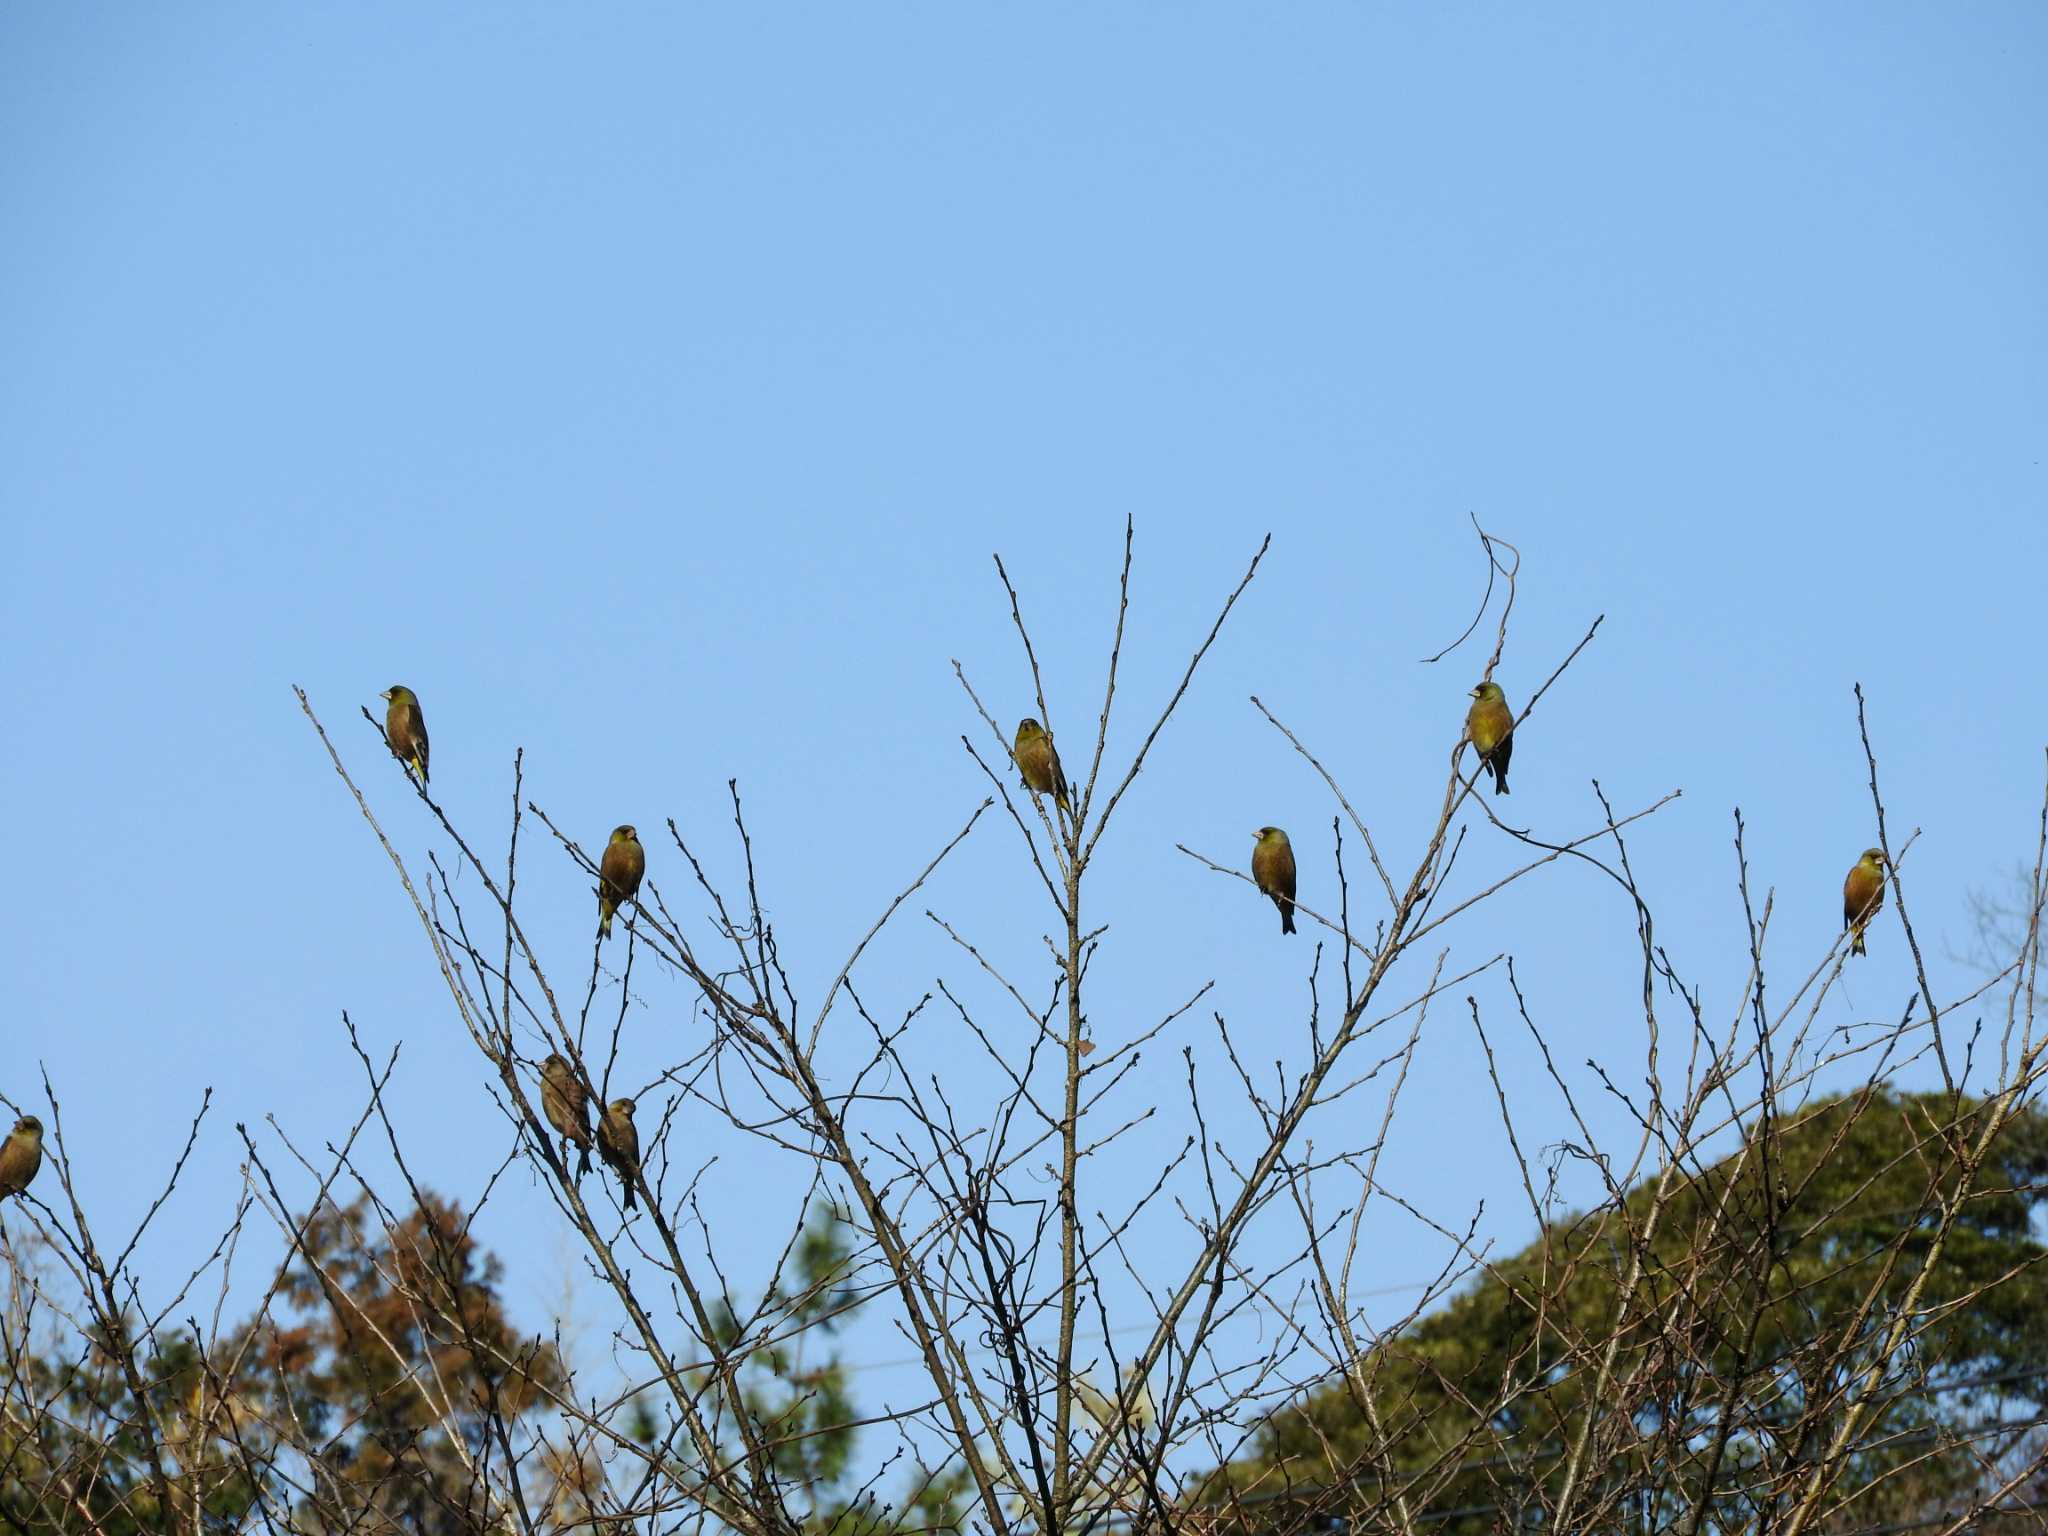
[378,690,392,701]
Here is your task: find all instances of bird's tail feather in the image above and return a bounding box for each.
[1281,901,1296,936]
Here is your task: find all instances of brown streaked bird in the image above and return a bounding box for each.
[0,1115,43,1200]
[539,1055,593,1177]
[1843,848,1887,958]
[379,686,430,784]
[1251,827,1298,936]
[1012,718,1071,814]
[1465,681,1514,795]
[598,1097,642,1213]
[597,825,646,940]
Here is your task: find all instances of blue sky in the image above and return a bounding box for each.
[3,1,2044,1456]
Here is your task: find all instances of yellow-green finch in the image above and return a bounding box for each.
[0,1115,43,1200]
[598,1097,642,1212]
[1013,718,1071,813]
[1843,848,1886,958]
[540,1055,593,1176]
[598,825,645,940]
[1465,681,1514,795]
[379,686,430,783]
[1251,827,1298,935]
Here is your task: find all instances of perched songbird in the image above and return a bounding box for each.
[0,1115,43,1201]
[1843,848,1887,958]
[1465,681,1515,795]
[597,825,646,940]
[379,686,430,784]
[1251,827,1298,935]
[539,1055,593,1177]
[598,1097,642,1212]
[1013,718,1071,814]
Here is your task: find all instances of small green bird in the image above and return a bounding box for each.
[1013,718,1071,813]
[379,686,430,784]
[1251,827,1298,935]
[1465,681,1514,795]
[0,1115,43,1200]
[1843,848,1887,958]
[540,1055,593,1176]
[598,825,646,940]
[598,1097,642,1212]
